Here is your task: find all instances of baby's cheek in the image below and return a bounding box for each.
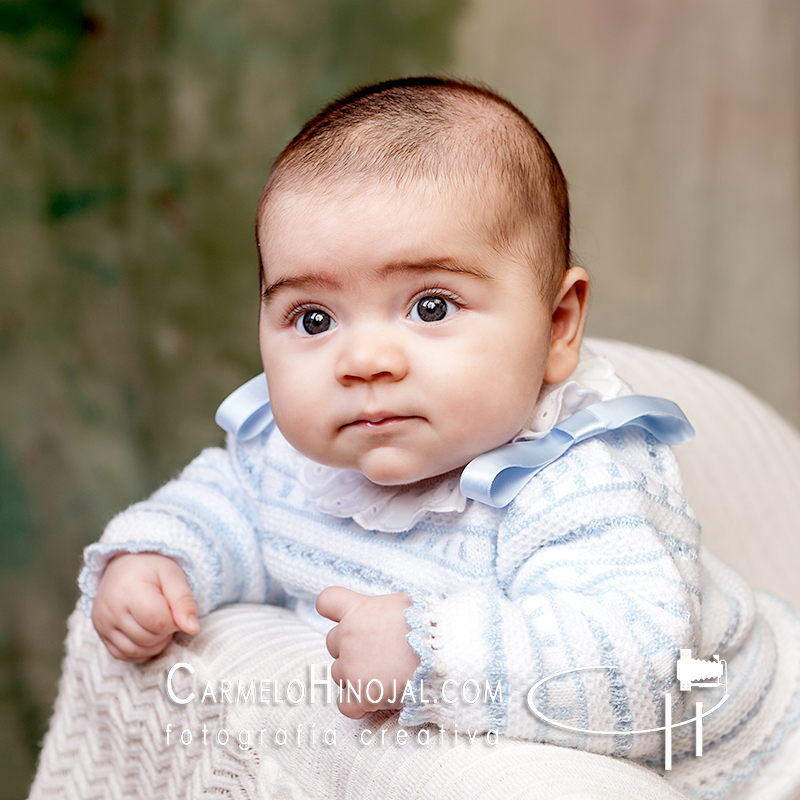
[268,392,302,442]
[275,408,312,451]
[274,403,336,465]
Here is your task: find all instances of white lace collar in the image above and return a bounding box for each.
[298,346,628,533]
[518,344,629,439]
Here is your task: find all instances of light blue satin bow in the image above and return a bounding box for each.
[459,395,694,507]
[215,373,273,441]
[215,374,694,509]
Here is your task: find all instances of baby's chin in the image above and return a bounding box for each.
[325,448,466,488]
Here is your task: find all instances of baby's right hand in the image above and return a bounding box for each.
[92,552,199,662]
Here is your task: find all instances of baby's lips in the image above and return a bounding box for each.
[343,412,421,428]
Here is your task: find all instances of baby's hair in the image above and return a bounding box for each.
[256,77,571,302]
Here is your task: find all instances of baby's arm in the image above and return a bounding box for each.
[92,552,199,662]
[81,443,272,639]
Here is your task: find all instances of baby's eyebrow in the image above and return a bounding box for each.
[261,258,492,304]
[382,258,493,281]
[261,272,342,303]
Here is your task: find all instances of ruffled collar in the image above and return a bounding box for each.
[298,346,629,533]
[518,345,629,439]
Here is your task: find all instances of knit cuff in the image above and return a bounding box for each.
[399,589,438,727]
[79,540,201,617]
[78,507,222,617]
[399,587,506,733]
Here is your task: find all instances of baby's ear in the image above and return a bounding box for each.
[543,267,590,385]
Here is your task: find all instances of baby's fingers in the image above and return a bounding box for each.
[158,561,199,635]
[100,622,174,663]
[131,582,182,635]
[317,586,367,624]
[336,698,372,720]
[166,590,199,635]
[328,660,371,719]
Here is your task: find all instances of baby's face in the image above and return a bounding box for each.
[258,179,556,485]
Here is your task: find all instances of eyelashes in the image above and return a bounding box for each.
[276,301,337,338]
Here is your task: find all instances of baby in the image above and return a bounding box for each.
[82,78,800,794]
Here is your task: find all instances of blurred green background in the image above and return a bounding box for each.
[2,1,798,796]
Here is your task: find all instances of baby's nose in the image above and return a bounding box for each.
[335,327,408,384]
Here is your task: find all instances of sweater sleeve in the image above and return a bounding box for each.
[79,441,272,618]
[401,428,702,760]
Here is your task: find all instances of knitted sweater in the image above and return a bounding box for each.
[79,352,800,787]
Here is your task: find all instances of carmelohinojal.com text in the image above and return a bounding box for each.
[165,662,502,750]
[166,662,503,708]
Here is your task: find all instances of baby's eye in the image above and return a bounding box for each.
[295,309,336,336]
[410,295,458,323]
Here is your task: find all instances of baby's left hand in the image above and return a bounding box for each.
[316,587,419,719]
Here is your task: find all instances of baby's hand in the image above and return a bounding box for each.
[316,587,419,719]
[92,552,199,662]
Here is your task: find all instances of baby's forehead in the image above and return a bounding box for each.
[259,170,509,234]
[259,182,527,291]
[258,176,542,301]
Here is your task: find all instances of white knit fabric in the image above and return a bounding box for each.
[28,340,800,800]
[589,339,800,607]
